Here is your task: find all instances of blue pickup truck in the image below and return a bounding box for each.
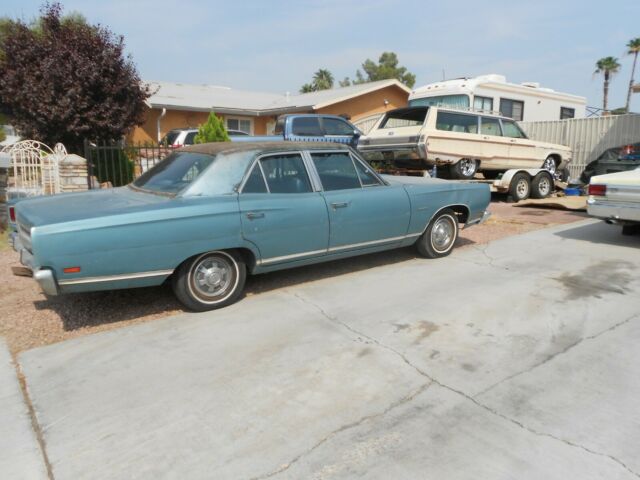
[231,114,362,148]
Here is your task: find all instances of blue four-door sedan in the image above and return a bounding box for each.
[12,142,490,311]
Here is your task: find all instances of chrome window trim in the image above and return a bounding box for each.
[58,269,174,286]
[308,149,364,192]
[239,159,270,194]
[259,151,314,194]
[350,152,385,187]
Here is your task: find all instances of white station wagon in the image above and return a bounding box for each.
[358,106,572,180]
[587,167,640,235]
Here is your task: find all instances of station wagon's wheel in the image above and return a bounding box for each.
[531,172,553,199]
[172,251,246,311]
[416,209,459,258]
[508,172,531,202]
[451,159,478,179]
[542,156,557,175]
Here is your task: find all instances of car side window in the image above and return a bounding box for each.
[480,117,502,136]
[435,112,478,133]
[501,120,526,138]
[353,157,383,186]
[184,131,197,145]
[242,163,268,193]
[323,118,355,135]
[292,117,323,136]
[259,154,312,194]
[311,152,361,191]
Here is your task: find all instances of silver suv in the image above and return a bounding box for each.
[161,128,249,147]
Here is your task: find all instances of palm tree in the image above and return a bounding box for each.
[625,38,640,113]
[595,57,621,112]
[312,69,334,91]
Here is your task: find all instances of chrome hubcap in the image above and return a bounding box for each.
[543,158,556,175]
[538,177,550,195]
[192,257,232,298]
[460,159,476,177]
[432,217,455,251]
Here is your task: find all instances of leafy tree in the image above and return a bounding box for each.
[339,77,351,87]
[194,112,230,143]
[0,112,6,143]
[299,68,334,93]
[595,56,621,112]
[0,3,150,153]
[353,52,416,88]
[625,37,640,113]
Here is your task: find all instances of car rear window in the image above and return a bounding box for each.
[162,131,180,146]
[379,108,427,129]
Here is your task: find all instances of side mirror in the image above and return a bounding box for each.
[353,129,362,137]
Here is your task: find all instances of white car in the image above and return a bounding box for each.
[587,167,640,235]
[358,106,572,179]
[161,128,249,147]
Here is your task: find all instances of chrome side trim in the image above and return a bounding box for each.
[327,235,405,252]
[257,249,328,266]
[58,269,174,286]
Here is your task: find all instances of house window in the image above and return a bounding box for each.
[560,107,575,120]
[226,118,252,134]
[499,98,524,121]
[474,96,493,112]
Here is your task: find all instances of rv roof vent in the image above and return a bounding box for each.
[521,82,540,88]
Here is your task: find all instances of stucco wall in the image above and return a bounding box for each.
[130,85,409,143]
[316,86,408,121]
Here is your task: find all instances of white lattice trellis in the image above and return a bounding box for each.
[1,140,66,197]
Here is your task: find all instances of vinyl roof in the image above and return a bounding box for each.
[183,141,350,156]
[146,79,411,115]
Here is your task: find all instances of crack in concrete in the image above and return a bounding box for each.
[276,291,640,480]
[475,312,640,398]
[249,381,432,480]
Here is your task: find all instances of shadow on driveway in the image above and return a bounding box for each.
[554,221,640,247]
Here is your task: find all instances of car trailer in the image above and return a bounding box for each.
[469,168,559,202]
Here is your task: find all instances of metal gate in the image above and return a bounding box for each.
[1,140,64,198]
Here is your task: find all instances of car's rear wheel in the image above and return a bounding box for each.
[172,250,246,311]
[416,209,459,258]
[451,159,478,179]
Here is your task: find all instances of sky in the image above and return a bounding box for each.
[2,0,640,111]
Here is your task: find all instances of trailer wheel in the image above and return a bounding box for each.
[531,172,553,199]
[451,159,478,179]
[508,173,531,202]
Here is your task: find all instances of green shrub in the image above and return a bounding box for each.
[194,112,230,143]
[88,147,135,186]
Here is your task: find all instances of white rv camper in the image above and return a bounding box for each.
[409,74,586,122]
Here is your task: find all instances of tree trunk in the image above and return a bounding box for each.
[603,71,610,112]
[626,52,638,113]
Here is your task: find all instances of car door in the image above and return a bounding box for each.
[321,117,360,147]
[501,119,540,168]
[308,150,410,251]
[238,152,329,264]
[479,116,511,169]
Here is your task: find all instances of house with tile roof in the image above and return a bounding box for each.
[131,79,410,143]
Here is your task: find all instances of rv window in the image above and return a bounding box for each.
[501,120,526,138]
[409,95,470,109]
[435,112,478,133]
[499,98,524,121]
[560,107,575,120]
[480,117,502,136]
[379,109,428,129]
[473,96,493,112]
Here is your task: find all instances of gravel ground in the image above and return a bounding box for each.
[0,201,587,356]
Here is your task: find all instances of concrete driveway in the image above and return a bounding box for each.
[16,219,640,479]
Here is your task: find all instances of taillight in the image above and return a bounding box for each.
[171,143,182,149]
[9,206,16,223]
[588,184,607,196]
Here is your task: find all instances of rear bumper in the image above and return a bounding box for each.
[587,198,640,224]
[465,210,491,229]
[12,234,59,296]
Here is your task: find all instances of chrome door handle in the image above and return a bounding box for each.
[331,202,349,209]
[246,212,265,220]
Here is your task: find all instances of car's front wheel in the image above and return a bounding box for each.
[172,250,246,311]
[416,209,459,258]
